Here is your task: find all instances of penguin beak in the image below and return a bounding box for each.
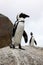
[24,14,30,18]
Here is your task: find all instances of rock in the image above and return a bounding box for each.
[0,14,14,48]
[0,46,43,65]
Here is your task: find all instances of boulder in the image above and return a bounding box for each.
[0,14,14,48]
[0,46,43,65]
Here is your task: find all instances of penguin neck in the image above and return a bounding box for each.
[31,35,33,38]
[18,17,25,22]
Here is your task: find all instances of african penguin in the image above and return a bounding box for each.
[10,13,30,49]
[29,32,37,46]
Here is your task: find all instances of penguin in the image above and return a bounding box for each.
[10,13,30,49]
[29,32,37,46]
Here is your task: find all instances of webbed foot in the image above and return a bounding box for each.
[10,44,15,49]
[19,44,25,50]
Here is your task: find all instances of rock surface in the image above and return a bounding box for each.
[0,46,43,65]
[0,14,14,48]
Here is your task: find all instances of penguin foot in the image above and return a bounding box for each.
[19,44,25,50]
[19,47,25,50]
[10,44,15,49]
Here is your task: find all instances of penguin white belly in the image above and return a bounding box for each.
[12,22,24,46]
[31,37,34,46]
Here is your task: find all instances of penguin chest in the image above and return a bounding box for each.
[31,37,34,46]
[13,22,24,45]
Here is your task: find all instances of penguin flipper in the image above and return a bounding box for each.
[34,40,37,45]
[29,37,32,43]
[12,28,16,36]
[12,22,18,36]
[23,30,28,43]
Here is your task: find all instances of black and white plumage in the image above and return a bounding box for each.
[29,32,37,46]
[10,13,30,49]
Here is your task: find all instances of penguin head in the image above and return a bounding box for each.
[16,13,30,22]
[19,13,30,18]
[30,32,33,36]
